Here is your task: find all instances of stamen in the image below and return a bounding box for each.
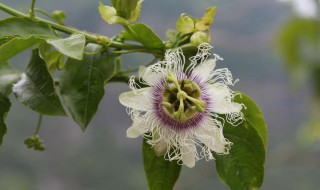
[162,73,206,123]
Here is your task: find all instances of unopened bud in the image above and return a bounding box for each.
[190,31,210,46]
[52,10,66,25]
[111,0,138,19]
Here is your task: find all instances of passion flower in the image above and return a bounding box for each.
[119,43,244,167]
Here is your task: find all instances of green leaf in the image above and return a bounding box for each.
[0,36,43,62]
[0,17,58,38]
[59,44,117,131]
[0,94,10,145]
[0,62,20,96]
[13,49,66,116]
[276,18,318,72]
[47,33,86,60]
[214,92,267,190]
[143,139,181,190]
[121,23,164,49]
[0,17,58,62]
[0,36,15,46]
[235,93,267,147]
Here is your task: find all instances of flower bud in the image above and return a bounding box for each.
[195,6,216,31]
[99,1,143,25]
[52,10,66,25]
[176,14,195,34]
[190,31,210,46]
[111,0,138,19]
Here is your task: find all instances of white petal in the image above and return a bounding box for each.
[181,143,196,168]
[126,115,150,138]
[191,59,216,83]
[197,122,226,153]
[119,87,152,111]
[154,138,168,156]
[207,84,242,114]
[127,126,144,138]
[139,64,164,86]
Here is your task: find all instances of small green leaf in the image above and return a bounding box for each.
[39,43,64,73]
[0,36,43,62]
[47,33,85,60]
[214,92,267,190]
[0,94,11,145]
[143,139,181,190]
[0,62,20,96]
[0,17,58,38]
[59,44,117,131]
[13,49,66,116]
[120,23,164,49]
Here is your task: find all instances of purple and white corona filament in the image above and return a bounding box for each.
[119,43,244,168]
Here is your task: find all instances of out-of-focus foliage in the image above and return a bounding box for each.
[276,1,320,146]
[298,103,320,145]
[277,18,320,82]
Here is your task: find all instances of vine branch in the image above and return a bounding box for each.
[0,3,162,55]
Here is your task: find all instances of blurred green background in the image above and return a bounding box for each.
[1,0,320,189]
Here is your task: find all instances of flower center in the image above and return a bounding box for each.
[161,73,206,122]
